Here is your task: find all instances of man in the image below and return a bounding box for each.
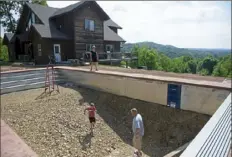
[84,103,97,135]
[90,45,99,71]
[131,108,144,157]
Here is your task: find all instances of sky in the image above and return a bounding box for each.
[1,1,231,49]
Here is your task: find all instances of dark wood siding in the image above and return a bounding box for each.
[28,29,73,64]
[73,3,104,58]
[104,41,121,52]
[36,39,73,64]
[7,44,15,61]
[28,30,42,64]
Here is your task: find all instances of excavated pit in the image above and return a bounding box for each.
[1,85,210,157]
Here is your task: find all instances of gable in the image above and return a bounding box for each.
[104,19,122,29]
[16,3,58,33]
[2,33,14,45]
[50,1,109,21]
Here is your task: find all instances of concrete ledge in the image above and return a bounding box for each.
[0,68,47,74]
[1,66,231,90]
[1,120,38,157]
[56,66,231,90]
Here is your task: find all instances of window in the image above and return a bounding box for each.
[105,45,114,52]
[31,12,35,24]
[54,45,60,54]
[120,42,124,48]
[85,19,94,31]
[28,19,32,29]
[86,44,95,52]
[38,44,42,56]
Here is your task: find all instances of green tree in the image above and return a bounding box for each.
[187,60,197,74]
[0,37,9,61]
[197,56,218,75]
[32,0,47,6]
[0,0,47,33]
[212,55,232,78]
[129,45,140,68]
[120,60,126,67]
[136,46,160,70]
[129,45,231,78]
[158,53,172,72]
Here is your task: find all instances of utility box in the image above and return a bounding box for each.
[167,84,182,109]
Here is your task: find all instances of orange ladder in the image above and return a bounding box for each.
[44,64,59,93]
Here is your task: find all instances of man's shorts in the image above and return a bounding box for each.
[89,117,96,123]
[133,135,142,150]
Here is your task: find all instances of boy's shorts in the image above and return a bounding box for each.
[89,117,96,123]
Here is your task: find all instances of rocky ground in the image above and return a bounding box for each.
[1,85,210,157]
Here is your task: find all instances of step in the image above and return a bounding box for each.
[1,120,38,157]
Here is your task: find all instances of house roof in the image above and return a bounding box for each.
[9,2,125,42]
[4,33,14,41]
[32,24,70,39]
[50,1,110,20]
[26,3,58,25]
[104,19,122,29]
[104,24,125,42]
[51,1,85,18]
[2,33,14,45]
[11,31,30,42]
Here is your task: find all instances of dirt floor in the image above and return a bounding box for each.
[1,85,210,157]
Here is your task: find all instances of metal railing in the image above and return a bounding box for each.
[81,52,137,61]
[180,93,231,157]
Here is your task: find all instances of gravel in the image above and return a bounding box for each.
[1,86,210,157]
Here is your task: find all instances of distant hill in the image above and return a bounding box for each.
[121,42,231,58]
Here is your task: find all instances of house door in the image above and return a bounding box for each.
[53,44,61,62]
[167,84,182,109]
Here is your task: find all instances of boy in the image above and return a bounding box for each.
[84,103,97,135]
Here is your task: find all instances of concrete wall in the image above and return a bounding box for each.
[58,69,231,115]
[181,85,230,115]
[59,69,168,106]
[2,68,230,115]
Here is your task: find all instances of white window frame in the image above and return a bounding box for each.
[85,19,95,31]
[38,44,42,56]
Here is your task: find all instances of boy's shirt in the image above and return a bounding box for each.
[86,106,96,117]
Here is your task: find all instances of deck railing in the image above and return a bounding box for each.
[82,52,137,62]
